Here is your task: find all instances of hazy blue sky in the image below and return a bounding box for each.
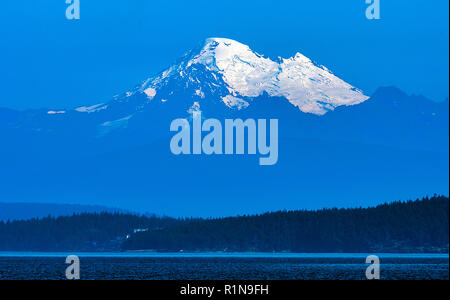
[0,0,448,110]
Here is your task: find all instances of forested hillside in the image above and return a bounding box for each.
[0,213,182,251]
[123,196,449,253]
[0,196,448,253]
[0,202,126,222]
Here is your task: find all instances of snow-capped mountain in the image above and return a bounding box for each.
[1,38,446,151]
[0,38,447,216]
[21,38,370,138]
[100,37,368,118]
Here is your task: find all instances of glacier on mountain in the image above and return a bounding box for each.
[137,38,369,115]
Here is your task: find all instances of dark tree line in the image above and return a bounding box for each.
[0,213,182,251]
[123,196,449,253]
[0,196,448,253]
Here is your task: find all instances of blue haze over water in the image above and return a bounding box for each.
[0,2,448,216]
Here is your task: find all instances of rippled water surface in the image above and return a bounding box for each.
[0,253,448,280]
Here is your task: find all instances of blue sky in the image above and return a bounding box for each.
[0,0,448,110]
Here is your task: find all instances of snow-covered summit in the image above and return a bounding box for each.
[71,38,368,117]
[138,37,369,115]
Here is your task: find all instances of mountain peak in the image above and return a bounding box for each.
[202,37,254,54]
[121,38,369,115]
[204,37,246,47]
[292,52,312,63]
[189,37,263,71]
[179,38,368,114]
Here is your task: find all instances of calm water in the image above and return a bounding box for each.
[0,252,448,280]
